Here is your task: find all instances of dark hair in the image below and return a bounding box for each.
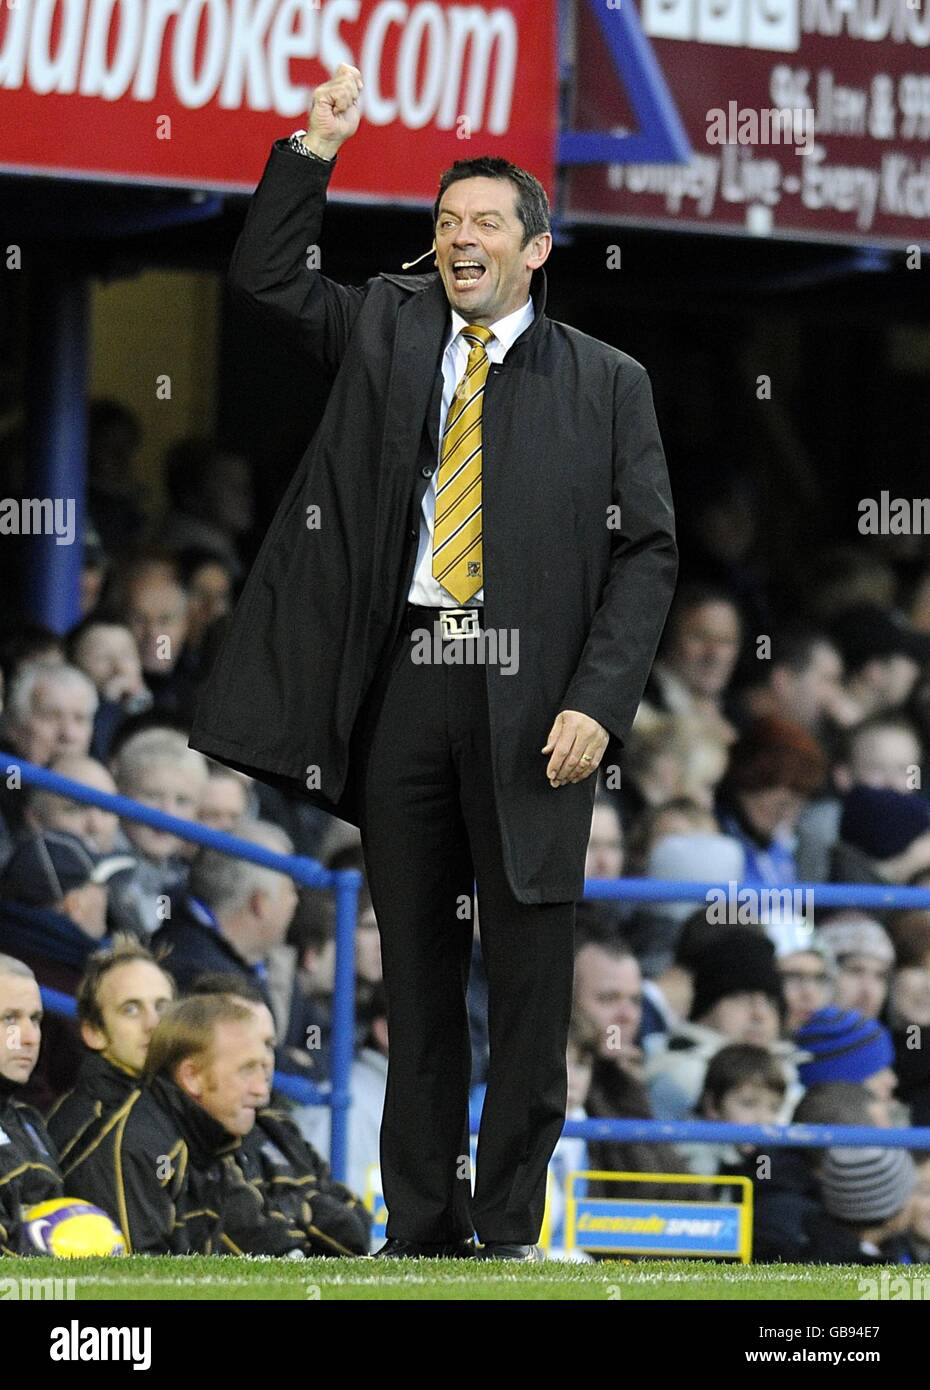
[701,1043,786,1109]
[359,981,388,1049]
[432,155,550,251]
[625,796,713,867]
[767,624,838,674]
[887,909,930,967]
[76,934,174,1031]
[674,908,735,967]
[573,904,635,956]
[731,623,839,701]
[175,548,235,588]
[0,622,65,692]
[661,581,742,650]
[287,887,336,958]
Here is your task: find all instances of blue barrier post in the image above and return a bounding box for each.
[24,265,89,635]
[330,868,362,1183]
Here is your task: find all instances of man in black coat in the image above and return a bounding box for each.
[0,955,64,1254]
[190,66,678,1257]
[62,994,307,1256]
[47,936,177,1165]
[189,973,372,1255]
[52,948,371,1255]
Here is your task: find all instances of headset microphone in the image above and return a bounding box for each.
[401,240,437,270]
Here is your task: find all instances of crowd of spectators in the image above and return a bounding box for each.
[4,398,930,1262]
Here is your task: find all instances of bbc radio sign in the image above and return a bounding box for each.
[642,0,801,51]
[640,0,930,49]
[568,0,930,246]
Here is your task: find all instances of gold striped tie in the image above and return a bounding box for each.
[432,323,495,604]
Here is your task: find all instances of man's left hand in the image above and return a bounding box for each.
[541,711,609,787]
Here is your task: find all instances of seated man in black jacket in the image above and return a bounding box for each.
[62,993,310,1256]
[190,973,372,1255]
[0,954,64,1252]
[47,935,176,1166]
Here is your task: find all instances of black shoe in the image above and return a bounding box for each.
[373,1237,476,1259]
[474,1242,544,1261]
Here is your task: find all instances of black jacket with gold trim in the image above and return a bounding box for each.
[0,1079,63,1254]
[61,1072,305,1256]
[241,1103,372,1256]
[46,1050,139,1170]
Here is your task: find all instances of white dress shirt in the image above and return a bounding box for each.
[407,296,534,607]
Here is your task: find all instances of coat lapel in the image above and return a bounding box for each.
[426,360,444,455]
[379,272,450,473]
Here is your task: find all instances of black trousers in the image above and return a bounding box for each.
[349,605,577,1244]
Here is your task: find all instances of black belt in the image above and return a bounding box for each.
[405,604,485,639]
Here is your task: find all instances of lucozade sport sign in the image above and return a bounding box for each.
[0,0,557,198]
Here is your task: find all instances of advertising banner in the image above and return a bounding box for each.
[0,0,558,198]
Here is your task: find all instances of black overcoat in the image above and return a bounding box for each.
[189,139,678,904]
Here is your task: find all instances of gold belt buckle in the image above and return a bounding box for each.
[439,608,480,640]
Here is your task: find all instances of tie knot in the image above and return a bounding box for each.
[461,324,494,351]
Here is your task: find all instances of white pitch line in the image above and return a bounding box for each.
[63,1273,840,1290]
[70,1273,587,1288]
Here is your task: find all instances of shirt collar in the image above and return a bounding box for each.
[447,296,533,356]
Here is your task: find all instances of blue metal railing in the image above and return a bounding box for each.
[584,874,930,911]
[11,752,930,1162]
[3,755,360,1180]
[557,1117,930,1150]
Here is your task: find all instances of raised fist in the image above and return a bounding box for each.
[306,63,364,156]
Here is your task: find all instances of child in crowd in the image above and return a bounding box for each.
[681,1043,786,1184]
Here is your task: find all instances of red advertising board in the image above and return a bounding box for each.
[0,0,558,200]
[566,0,930,246]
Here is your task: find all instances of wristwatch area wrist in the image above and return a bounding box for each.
[287,130,337,164]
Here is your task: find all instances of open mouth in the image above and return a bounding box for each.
[451,261,486,289]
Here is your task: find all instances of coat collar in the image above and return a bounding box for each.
[379,264,548,367]
[149,1073,241,1164]
[79,1049,141,1105]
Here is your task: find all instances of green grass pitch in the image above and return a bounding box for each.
[8,1256,927,1300]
